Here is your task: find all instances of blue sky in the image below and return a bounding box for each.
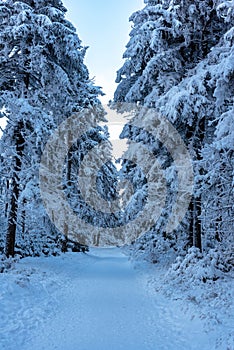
[63,0,143,103]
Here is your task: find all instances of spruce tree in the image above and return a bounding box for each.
[114,0,233,263]
[0,0,113,256]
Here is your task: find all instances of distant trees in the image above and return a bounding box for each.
[0,0,113,257]
[114,0,234,267]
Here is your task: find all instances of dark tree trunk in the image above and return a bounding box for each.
[5,122,24,257]
[21,198,27,237]
[188,197,202,251]
[5,179,9,217]
[193,197,202,251]
[187,117,205,252]
[194,117,206,252]
[188,201,194,248]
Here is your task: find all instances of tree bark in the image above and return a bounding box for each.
[5,122,24,257]
[187,117,205,252]
[188,197,202,251]
[193,197,202,251]
[4,179,9,218]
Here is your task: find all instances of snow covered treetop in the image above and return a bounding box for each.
[0,0,102,118]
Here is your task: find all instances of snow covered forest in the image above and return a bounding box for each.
[0,0,233,349]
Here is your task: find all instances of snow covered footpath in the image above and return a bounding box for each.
[0,248,233,350]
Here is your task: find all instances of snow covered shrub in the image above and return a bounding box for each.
[166,247,233,287]
[129,231,181,265]
[0,254,20,273]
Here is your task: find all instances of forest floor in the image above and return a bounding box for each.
[0,247,233,350]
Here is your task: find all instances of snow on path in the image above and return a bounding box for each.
[1,248,221,350]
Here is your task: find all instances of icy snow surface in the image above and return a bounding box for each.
[0,248,233,350]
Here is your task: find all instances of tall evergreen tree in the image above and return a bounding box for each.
[0,0,113,256]
[114,0,233,264]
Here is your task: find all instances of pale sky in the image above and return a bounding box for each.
[63,0,143,104]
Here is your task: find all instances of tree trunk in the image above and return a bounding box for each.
[5,122,24,257]
[188,197,202,251]
[21,198,27,237]
[4,179,9,218]
[193,197,202,251]
[187,117,205,252]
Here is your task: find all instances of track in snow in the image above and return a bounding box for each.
[1,248,217,350]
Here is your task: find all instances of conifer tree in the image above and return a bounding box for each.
[114,0,233,263]
[0,0,113,256]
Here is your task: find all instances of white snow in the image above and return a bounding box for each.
[0,248,233,350]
